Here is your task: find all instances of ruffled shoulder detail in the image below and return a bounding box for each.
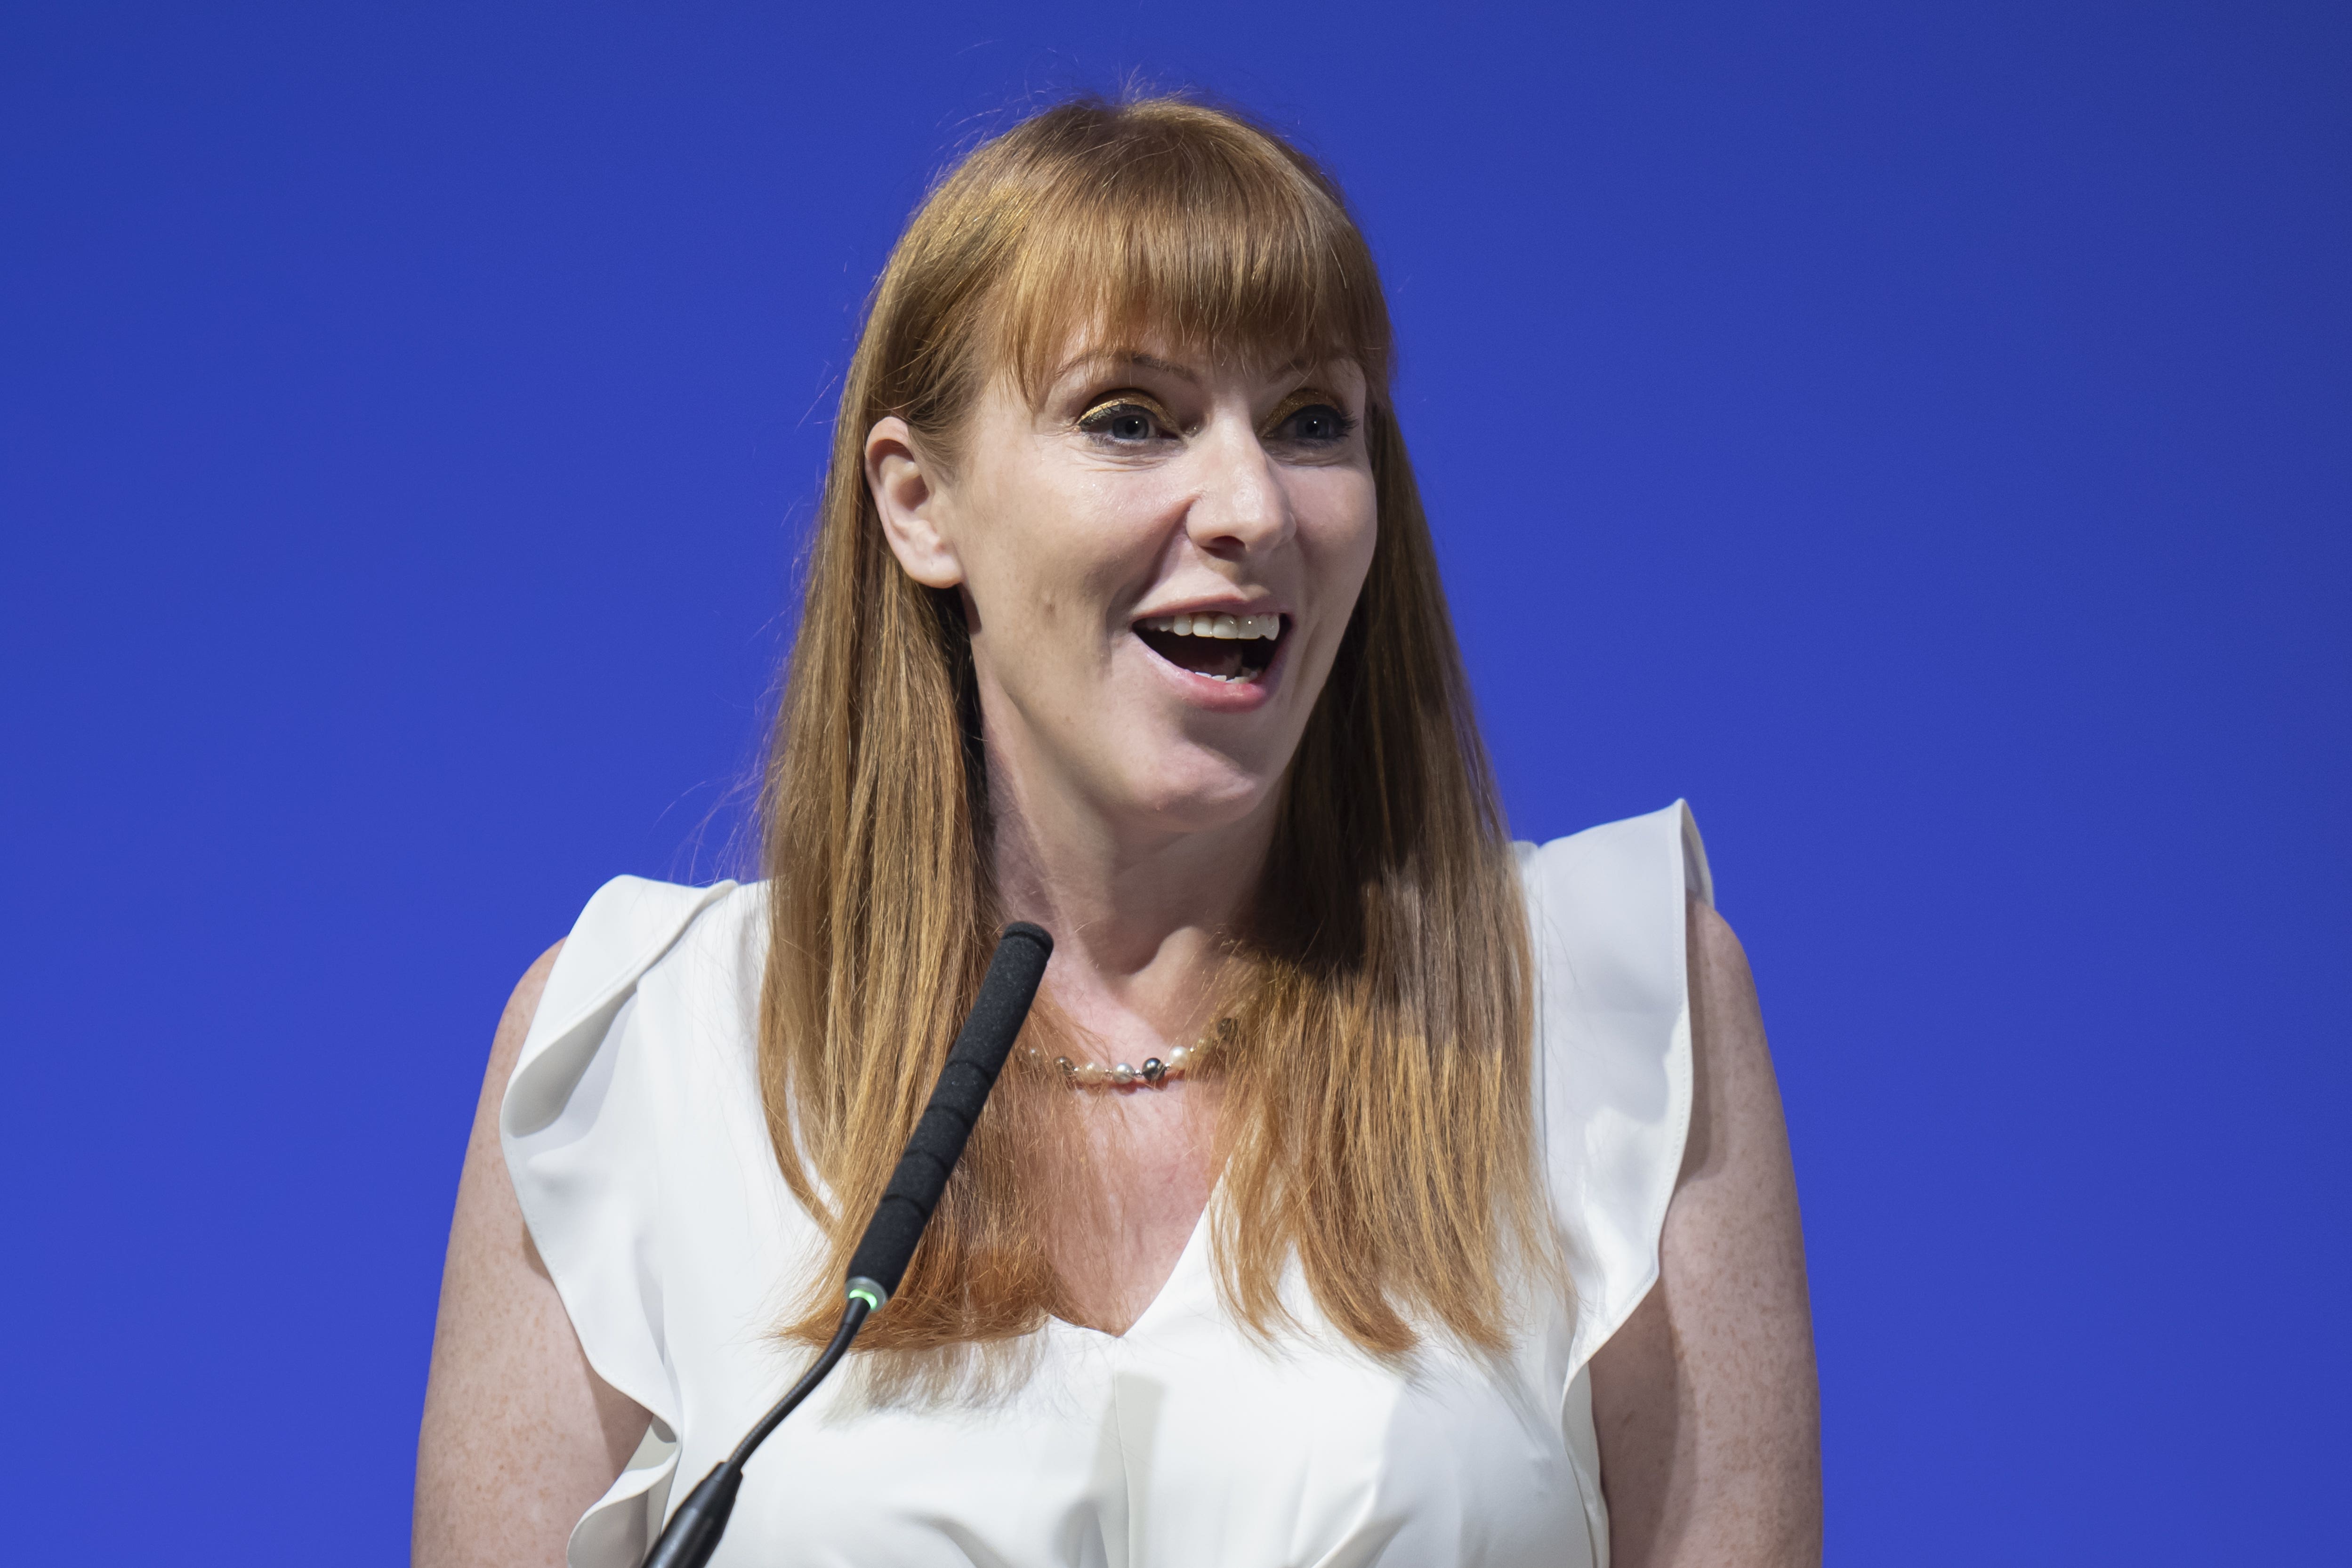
[1516,801,1710,1375]
[499,873,742,1565]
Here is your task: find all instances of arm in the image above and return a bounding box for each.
[1589,900,1823,1567]
[414,942,651,1568]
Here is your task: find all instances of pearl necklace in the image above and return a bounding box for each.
[1034,1019,1232,1089]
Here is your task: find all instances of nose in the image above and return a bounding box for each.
[1184,417,1294,558]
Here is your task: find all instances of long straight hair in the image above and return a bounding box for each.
[761,94,1547,1367]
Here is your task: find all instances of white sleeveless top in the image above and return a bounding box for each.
[501,802,1711,1568]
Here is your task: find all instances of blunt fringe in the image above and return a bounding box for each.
[760,93,1550,1380]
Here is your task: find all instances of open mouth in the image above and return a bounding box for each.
[1134,611,1284,684]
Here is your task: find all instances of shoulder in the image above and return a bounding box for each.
[1676,882,1774,1166]
[483,938,567,1102]
[1518,802,1713,1370]
[491,875,760,1423]
[1685,898,1757,1030]
[1680,898,1782,1189]
[534,876,756,1023]
[1516,799,1709,909]
[500,875,758,1140]
[1517,800,1709,1014]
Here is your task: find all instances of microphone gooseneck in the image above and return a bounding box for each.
[637,921,1054,1568]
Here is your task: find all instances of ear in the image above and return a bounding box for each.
[865,416,964,588]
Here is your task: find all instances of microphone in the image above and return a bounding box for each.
[639,921,1054,1568]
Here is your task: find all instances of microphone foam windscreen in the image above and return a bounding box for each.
[845,923,1053,1298]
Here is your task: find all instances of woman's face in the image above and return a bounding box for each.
[867,338,1378,844]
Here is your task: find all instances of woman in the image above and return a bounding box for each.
[416,95,1820,1567]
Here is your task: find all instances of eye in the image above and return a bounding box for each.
[1078,395,1173,445]
[1263,389,1358,448]
[1280,403,1351,443]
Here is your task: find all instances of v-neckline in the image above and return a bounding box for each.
[1049,1182,1218,1342]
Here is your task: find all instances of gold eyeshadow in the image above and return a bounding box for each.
[1077,391,1173,428]
[1260,387,1350,434]
[1073,386,1354,439]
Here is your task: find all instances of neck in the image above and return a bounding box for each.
[983,743,1275,1042]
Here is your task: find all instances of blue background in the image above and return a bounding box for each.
[4,3,2345,1560]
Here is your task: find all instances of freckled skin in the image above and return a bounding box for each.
[414,942,646,1568]
[1590,902,1824,1566]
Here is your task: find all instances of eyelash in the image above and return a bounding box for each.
[1266,398,1357,444]
[1077,396,1173,442]
[1074,392,1357,446]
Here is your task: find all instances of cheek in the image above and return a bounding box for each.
[1293,469,1380,589]
[1025,481,1167,629]
[962,466,1165,648]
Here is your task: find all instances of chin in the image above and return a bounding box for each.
[1118,752,1279,833]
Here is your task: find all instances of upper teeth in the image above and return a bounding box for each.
[1141,612,1283,640]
